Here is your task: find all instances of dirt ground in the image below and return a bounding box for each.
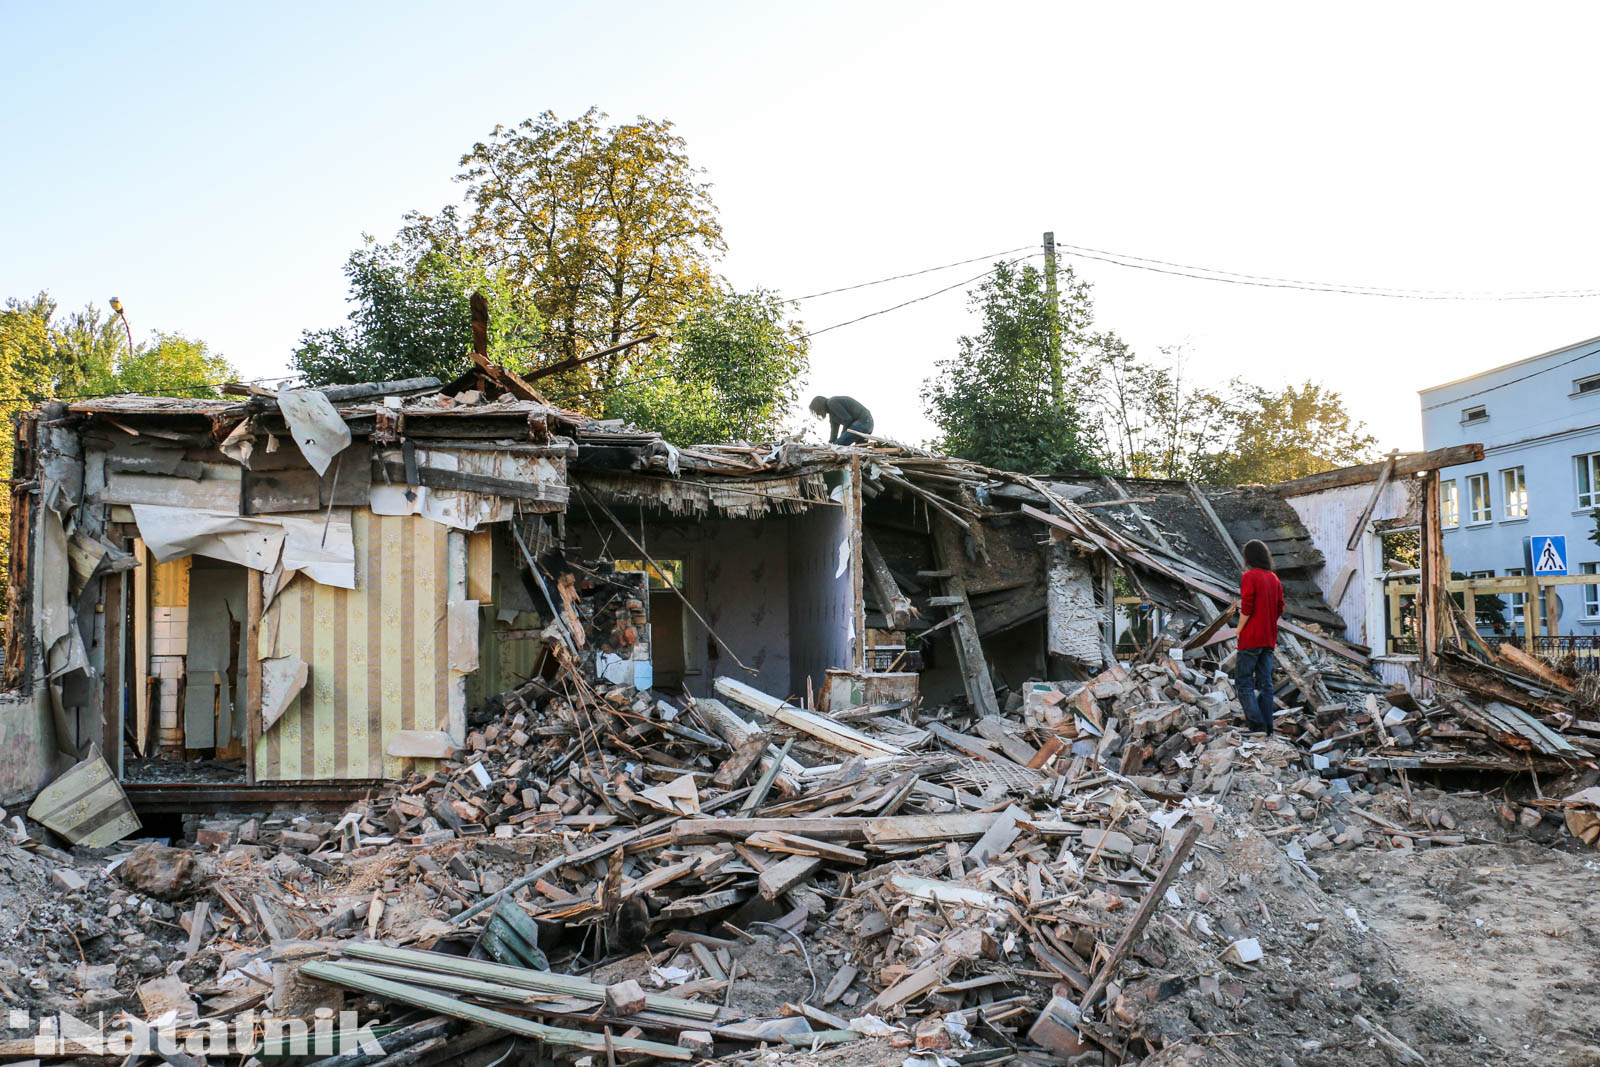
[1320,836,1600,1066]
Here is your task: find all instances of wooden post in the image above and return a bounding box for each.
[849,455,867,672]
[245,568,263,785]
[931,517,1000,717]
[1419,472,1446,669]
[1526,576,1541,638]
[1544,583,1561,639]
[1387,584,1404,655]
[100,572,123,773]
[132,539,150,757]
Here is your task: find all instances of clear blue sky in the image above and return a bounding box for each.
[7,2,1600,449]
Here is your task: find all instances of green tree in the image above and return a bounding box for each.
[922,261,1105,472]
[1096,345,1232,479]
[1195,380,1376,484]
[292,239,540,385]
[602,288,808,443]
[0,294,236,622]
[402,107,725,400]
[87,332,235,398]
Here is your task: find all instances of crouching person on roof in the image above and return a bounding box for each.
[1235,539,1284,736]
[810,395,874,446]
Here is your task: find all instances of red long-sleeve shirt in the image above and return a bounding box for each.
[1239,568,1284,650]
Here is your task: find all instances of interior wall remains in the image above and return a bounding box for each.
[1286,479,1415,646]
[257,509,467,781]
[572,515,796,701]
[786,483,857,701]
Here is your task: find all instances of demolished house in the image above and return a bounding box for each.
[2,360,1598,1065]
[0,366,1432,801]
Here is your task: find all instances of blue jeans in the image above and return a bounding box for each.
[837,418,873,445]
[1235,646,1276,730]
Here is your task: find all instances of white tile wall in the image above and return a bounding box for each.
[150,607,189,658]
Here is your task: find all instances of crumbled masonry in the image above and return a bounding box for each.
[1,611,1597,1065]
[0,370,1596,1065]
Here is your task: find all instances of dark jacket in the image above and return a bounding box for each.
[823,396,873,444]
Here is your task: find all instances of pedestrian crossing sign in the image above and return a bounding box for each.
[1531,535,1568,576]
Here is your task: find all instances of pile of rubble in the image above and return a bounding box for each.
[6,616,1599,1066]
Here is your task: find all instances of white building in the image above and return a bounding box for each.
[1419,334,1600,636]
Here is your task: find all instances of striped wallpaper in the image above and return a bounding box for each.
[257,509,454,781]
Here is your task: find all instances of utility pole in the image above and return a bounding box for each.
[1042,232,1063,409]
[110,297,135,358]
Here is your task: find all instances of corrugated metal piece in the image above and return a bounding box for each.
[257,510,453,781]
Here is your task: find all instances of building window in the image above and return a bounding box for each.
[1440,480,1459,527]
[1467,473,1492,523]
[1500,467,1527,519]
[1583,563,1600,619]
[1576,374,1600,396]
[1578,454,1600,508]
[1506,567,1527,627]
[1462,405,1488,424]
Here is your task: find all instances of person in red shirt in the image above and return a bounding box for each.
[1235,539,1285,734]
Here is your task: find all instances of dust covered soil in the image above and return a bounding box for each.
[1318,835,1600,1066]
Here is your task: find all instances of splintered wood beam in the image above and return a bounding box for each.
[1347,453,1397,551]
[1273,444,1483,497]
[1185,481,1245,571]
[524,333,659,382]
[930,517,1000,717]
[862,531,913,629]
[1078,821,1201,1013]
[1101,475,1172,552]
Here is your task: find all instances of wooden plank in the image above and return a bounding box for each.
[923,720,1001,761]
[133,539,150,758]
[101,571,123,768]
[973,716,1039,766]
[1274,444,1484,497]
[930,517,1000,717]
[1329,563,1358,609]
[746,831,868,865]
[336,943,719,1022]
[1078,822,1201,1012]
[377,460,568,504]
[245,568,262,786]
[102,467,242,511]
[1496,641,1579,692]
[1186,481,1244,571]
[714,678,905,757]
[738,737,793,816]
[757,854,823,899]
[671,812,996,845]
[866,960,952,1014]
[864,531,915,630]
[1347,454,1396,551]
[966,804,1025,866]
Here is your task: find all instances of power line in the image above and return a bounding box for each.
[803,255,1038,338]
[1052,241,1600,301]
[1419,346,1600,411]
[786,245,1038,302]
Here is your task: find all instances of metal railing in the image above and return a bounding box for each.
[1483,635,1600,675]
